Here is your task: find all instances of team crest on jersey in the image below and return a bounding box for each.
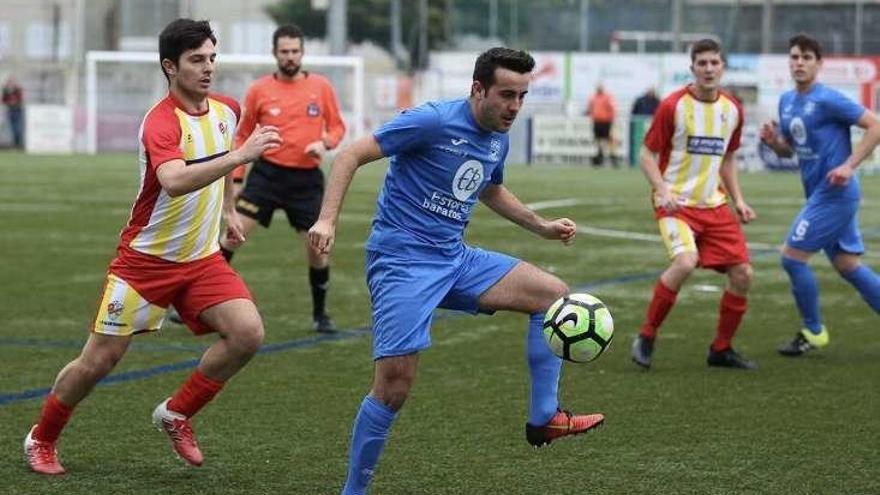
[452,160,484,201]
[218,122,227,135]
[269,107,281,116]
[790,117,807,145]
[307,102,320,117]
[107,300,124,319]
[185,133,193,144]
[488,139,501,162]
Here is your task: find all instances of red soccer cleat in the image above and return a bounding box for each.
[525,409,605,447]
[152,399,204,466]
[24,425,66,475]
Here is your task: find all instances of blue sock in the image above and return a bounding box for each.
[841,265,880,313]
[526,312,562,426]
[781,256,822,333]
[341,395,397,495]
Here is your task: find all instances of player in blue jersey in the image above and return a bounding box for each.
[309,47,604,495]
[761,34,880,356]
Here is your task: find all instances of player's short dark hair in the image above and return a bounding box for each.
[158,19,216,82]
[273,24,304,50]
[789,33,822,60]
[472,47,535,91]
[690,38,724,63]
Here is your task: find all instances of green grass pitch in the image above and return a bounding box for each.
[1,151,878,494]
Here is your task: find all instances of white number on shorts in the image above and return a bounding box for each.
[792,219,810,242]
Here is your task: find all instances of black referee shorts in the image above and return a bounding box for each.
[235,158,324,231]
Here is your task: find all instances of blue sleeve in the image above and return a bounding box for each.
[373,103,442,157]
[778,95,792,142]
[824,89,865,126]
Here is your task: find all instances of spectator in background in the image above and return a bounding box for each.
[632,87,660,116]
[586,84,618,167]
[2,77,24,149]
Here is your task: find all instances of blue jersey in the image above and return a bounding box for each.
[779,83,865,200]
[368,99,509,255]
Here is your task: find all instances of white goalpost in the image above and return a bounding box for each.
[85,50,365,154]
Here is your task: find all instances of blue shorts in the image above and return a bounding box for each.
[366,245,519,359]
[785,195,863,259]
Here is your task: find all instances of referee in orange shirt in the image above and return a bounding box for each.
[221,24,346,333]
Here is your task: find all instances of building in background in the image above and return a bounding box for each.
[2,0,880,155]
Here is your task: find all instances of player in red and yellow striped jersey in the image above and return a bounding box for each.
[631,39,758,371]
[220,24,346,334]
[23,19,282,475]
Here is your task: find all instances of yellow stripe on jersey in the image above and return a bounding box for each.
[196,182,224,260]
[179,109,197,158]
[670,95,696,198]
[708,97,733,202]
[179,105,222,257]
[142,194,189,257]
[198,101,219,154]
[688,99,716,204]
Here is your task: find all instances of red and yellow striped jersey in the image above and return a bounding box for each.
[119,92,240,263]
[644,86,743,208]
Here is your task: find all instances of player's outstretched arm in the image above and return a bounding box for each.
[759,120,794,158]
[309,135,385,254]
[828,110,880,186]
[719,152,756,223]
[479,183,576,245]
[156,125,281,197]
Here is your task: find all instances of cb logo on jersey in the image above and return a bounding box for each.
[790,117,807,145]
[452,160,484,201]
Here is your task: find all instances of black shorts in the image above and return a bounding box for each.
[593,121,612,139]
[236,159,324,231]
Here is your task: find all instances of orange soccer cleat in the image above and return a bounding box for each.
[525,409,605,447]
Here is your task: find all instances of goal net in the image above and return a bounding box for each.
[85,51,364,154]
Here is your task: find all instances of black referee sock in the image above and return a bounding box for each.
[309,266,330,320]
[220,246,235,262]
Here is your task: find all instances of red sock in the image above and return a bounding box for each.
[640,280,678,339]
[167,369,225,418]
[33,393,73,443]
[712,291,748,352]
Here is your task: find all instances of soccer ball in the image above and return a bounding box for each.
[543,293,614,363]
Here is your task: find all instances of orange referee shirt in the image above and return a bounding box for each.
[233,72,345,179]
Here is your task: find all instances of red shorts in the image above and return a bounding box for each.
[654,205,749,272]
[93,247,253,336]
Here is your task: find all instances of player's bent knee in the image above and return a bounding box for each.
[674,253,699,271]
[374,378,413,411]
[728,264,753,292]
[832,255,860,275]
[548,278,569,302]
[232,323,264,356]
